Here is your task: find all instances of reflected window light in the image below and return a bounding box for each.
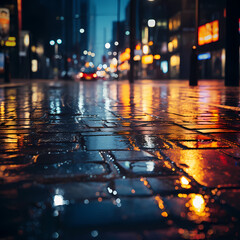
[187,194,207,217]
[146,161,154,172]
[180,176,191,189]
[53,194,69,206]
[144,135,155,148]
[192,195,205,210]
[180,176,189,185]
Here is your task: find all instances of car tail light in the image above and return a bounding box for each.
[93,73,97,78]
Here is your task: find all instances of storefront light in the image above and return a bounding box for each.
[143,45,149,54]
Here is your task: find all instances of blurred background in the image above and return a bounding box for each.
[0,0,239,81]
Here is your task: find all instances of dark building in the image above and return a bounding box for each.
[0,0,22,78]
[167,0,195,79]
[197,0,228,79]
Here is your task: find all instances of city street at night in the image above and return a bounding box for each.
[0,79,240,239]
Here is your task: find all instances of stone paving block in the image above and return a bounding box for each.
[162,193,234,225]
[147,176,196,194]
[215,189,240,212]
[134,135,172,149]
[112,150,155,161]
[84,136,131,150]
[113,178,152,196]
[35,133,80,143]
[84,120,105,128]
[220,148,240,159]
[36,151,104,164]
[161,149,240,188]
[197,129,239,134]
[50,182,109,202]
[164,133,213,141]
[1,162,109,183]
[118,160,177,177]
[21,142,81,154]
[60,197,167,228]
[177,140,230,149]
[0,154,33,165]
[211,133,240,146]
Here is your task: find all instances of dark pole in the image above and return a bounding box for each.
[129,0,136,83]
[189,0,199,86]
[225,0,239,86]
[116,0,120,80]
[4,51,10,83]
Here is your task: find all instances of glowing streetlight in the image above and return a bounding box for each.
[79,28,85,33]
[57,39,62,44]
[148,19,156,28]
[49,40,55,46]
[105,43,111,49]
[114,41,119,46]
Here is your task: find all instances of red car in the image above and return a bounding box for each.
[76,69,98,80]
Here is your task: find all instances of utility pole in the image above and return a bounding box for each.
[225,0,239,86]
[129,0,136,83]
[189,0,199,86]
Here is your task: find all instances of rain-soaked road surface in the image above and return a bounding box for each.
[0,79,240,239]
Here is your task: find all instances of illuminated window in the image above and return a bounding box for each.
[198,20,219,46]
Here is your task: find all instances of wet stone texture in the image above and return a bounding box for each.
[0,80,240,239]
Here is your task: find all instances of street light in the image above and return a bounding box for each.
[57,39,62,44]
[49,39,62,79]
[148,19,156,27]
[79,28,85,33]
[105,43,111,49]
[49,40,55,46]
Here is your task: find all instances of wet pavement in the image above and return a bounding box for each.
[0,79,240,239]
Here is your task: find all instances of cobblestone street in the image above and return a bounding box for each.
[0,79,240,239]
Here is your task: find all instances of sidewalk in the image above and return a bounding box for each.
[0,79,240,239]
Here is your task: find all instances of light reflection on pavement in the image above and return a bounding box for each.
[0,79,240,239]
